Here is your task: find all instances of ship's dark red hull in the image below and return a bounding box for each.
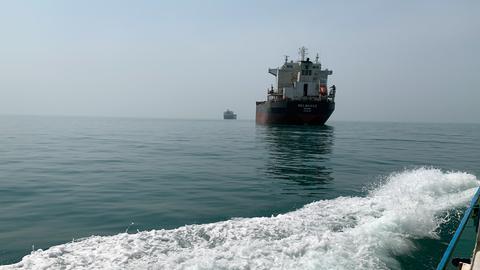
[256,100,335,125]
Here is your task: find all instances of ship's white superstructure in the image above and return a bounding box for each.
[267,47,335,102]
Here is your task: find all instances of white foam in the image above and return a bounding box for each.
[2,168,478,270]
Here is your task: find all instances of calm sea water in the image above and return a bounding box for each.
[1,116,479,269]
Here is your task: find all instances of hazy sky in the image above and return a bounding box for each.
[0,0,479,123]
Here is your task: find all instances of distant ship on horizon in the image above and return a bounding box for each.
[256,47,336,125]
[223,109,237,120]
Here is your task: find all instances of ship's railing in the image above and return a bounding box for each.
[266,95,335,102]
[267,94,283,102]
[265,86,336,102]
[437,187,480,270]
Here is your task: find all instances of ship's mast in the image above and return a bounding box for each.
[298,46,308,61]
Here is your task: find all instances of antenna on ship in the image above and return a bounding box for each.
[315,53,320,63]
[298,46,308,61]
[284,55,289,63]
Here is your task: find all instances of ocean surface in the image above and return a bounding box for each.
[0,115,479,269]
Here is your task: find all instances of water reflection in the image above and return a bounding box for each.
[256,125,334,194]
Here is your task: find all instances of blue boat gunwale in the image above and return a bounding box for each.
[436,187,480,270]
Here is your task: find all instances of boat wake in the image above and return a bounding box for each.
[3,168,478,270]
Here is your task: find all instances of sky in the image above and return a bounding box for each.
[0,0,479,123]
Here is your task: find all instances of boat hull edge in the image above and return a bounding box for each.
[255,100,334,125]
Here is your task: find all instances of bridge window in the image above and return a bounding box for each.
[301,70,313,76]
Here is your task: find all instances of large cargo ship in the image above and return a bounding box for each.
[256,47,336,125]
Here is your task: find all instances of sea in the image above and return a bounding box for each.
[0,115,479,270]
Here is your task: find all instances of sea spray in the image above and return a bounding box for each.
[3,168,478,270]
